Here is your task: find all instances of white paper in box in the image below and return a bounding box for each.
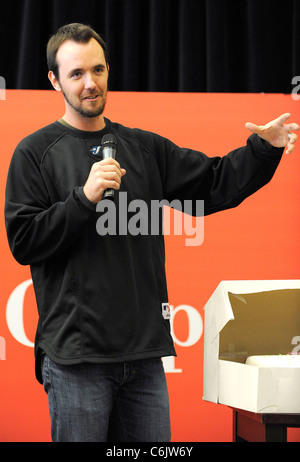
[203,280,300,413]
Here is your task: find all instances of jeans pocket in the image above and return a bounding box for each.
[41,355,51,394]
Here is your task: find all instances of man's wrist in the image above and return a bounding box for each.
[260,137,273,149]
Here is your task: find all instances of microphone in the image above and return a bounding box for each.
[101,134,117,200]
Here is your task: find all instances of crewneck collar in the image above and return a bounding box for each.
[55,117,110,138]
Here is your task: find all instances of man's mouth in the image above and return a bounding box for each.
[82,94,100,101]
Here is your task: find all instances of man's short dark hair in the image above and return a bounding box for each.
[47,23,108,79]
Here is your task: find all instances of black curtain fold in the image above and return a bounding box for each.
[1,0,299,93]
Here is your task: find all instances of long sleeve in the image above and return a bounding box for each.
[148,133,284,215]
[5,139,96,265]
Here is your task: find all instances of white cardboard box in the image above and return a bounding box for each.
[203,280,300,413]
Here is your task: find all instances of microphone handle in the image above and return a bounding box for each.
[102,146,116,199]
[103,187,114,199]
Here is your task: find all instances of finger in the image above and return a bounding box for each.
[104,170,122,180]
[245,122,262,134]
[102,172,123,191]
[288,133,298,142]
[95,161,124,178]
[286,144,295,155]
[275,113,291,125]
[249,113,291,129]
[100,163,122,174]
[284,123,300,132]
[286,133,298,155]
[100,157,121,168]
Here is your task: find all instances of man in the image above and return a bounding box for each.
[5,23,299,442]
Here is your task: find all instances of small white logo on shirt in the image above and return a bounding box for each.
[162,303,171,320]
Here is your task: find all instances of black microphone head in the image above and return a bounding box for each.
[101,134,117,148]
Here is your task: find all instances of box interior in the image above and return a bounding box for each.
[219,289,300,364]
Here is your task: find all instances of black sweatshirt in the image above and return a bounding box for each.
[5,118,283,383]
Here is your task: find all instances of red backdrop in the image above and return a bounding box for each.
[0,91,299,442]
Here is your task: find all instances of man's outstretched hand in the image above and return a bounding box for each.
[246,113,299,154]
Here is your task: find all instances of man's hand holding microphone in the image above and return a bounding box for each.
[83,134,126,204]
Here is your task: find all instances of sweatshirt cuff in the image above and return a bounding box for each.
[251,134,284,159]
[75,186,97,212]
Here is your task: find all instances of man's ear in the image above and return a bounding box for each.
[48,71,61,92]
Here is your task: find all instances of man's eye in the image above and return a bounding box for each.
[71,72,81,79]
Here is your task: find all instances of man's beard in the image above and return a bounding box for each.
[61,87,107,119]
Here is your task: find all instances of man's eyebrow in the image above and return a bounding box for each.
[67,68,83,77]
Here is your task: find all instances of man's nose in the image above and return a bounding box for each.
[84,72,97,90]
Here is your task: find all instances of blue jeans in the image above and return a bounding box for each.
[41,355,171,442]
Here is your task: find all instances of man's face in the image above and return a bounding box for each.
[49,38,109,119]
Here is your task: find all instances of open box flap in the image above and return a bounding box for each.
[204,282,234,345]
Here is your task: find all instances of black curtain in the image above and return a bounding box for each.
[1,0,299,93]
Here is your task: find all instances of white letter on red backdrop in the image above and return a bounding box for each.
[163,304,203,373]
[170,304,203,347]
[6,279,34,347]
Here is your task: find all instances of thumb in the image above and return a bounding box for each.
[245,122,261,134]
